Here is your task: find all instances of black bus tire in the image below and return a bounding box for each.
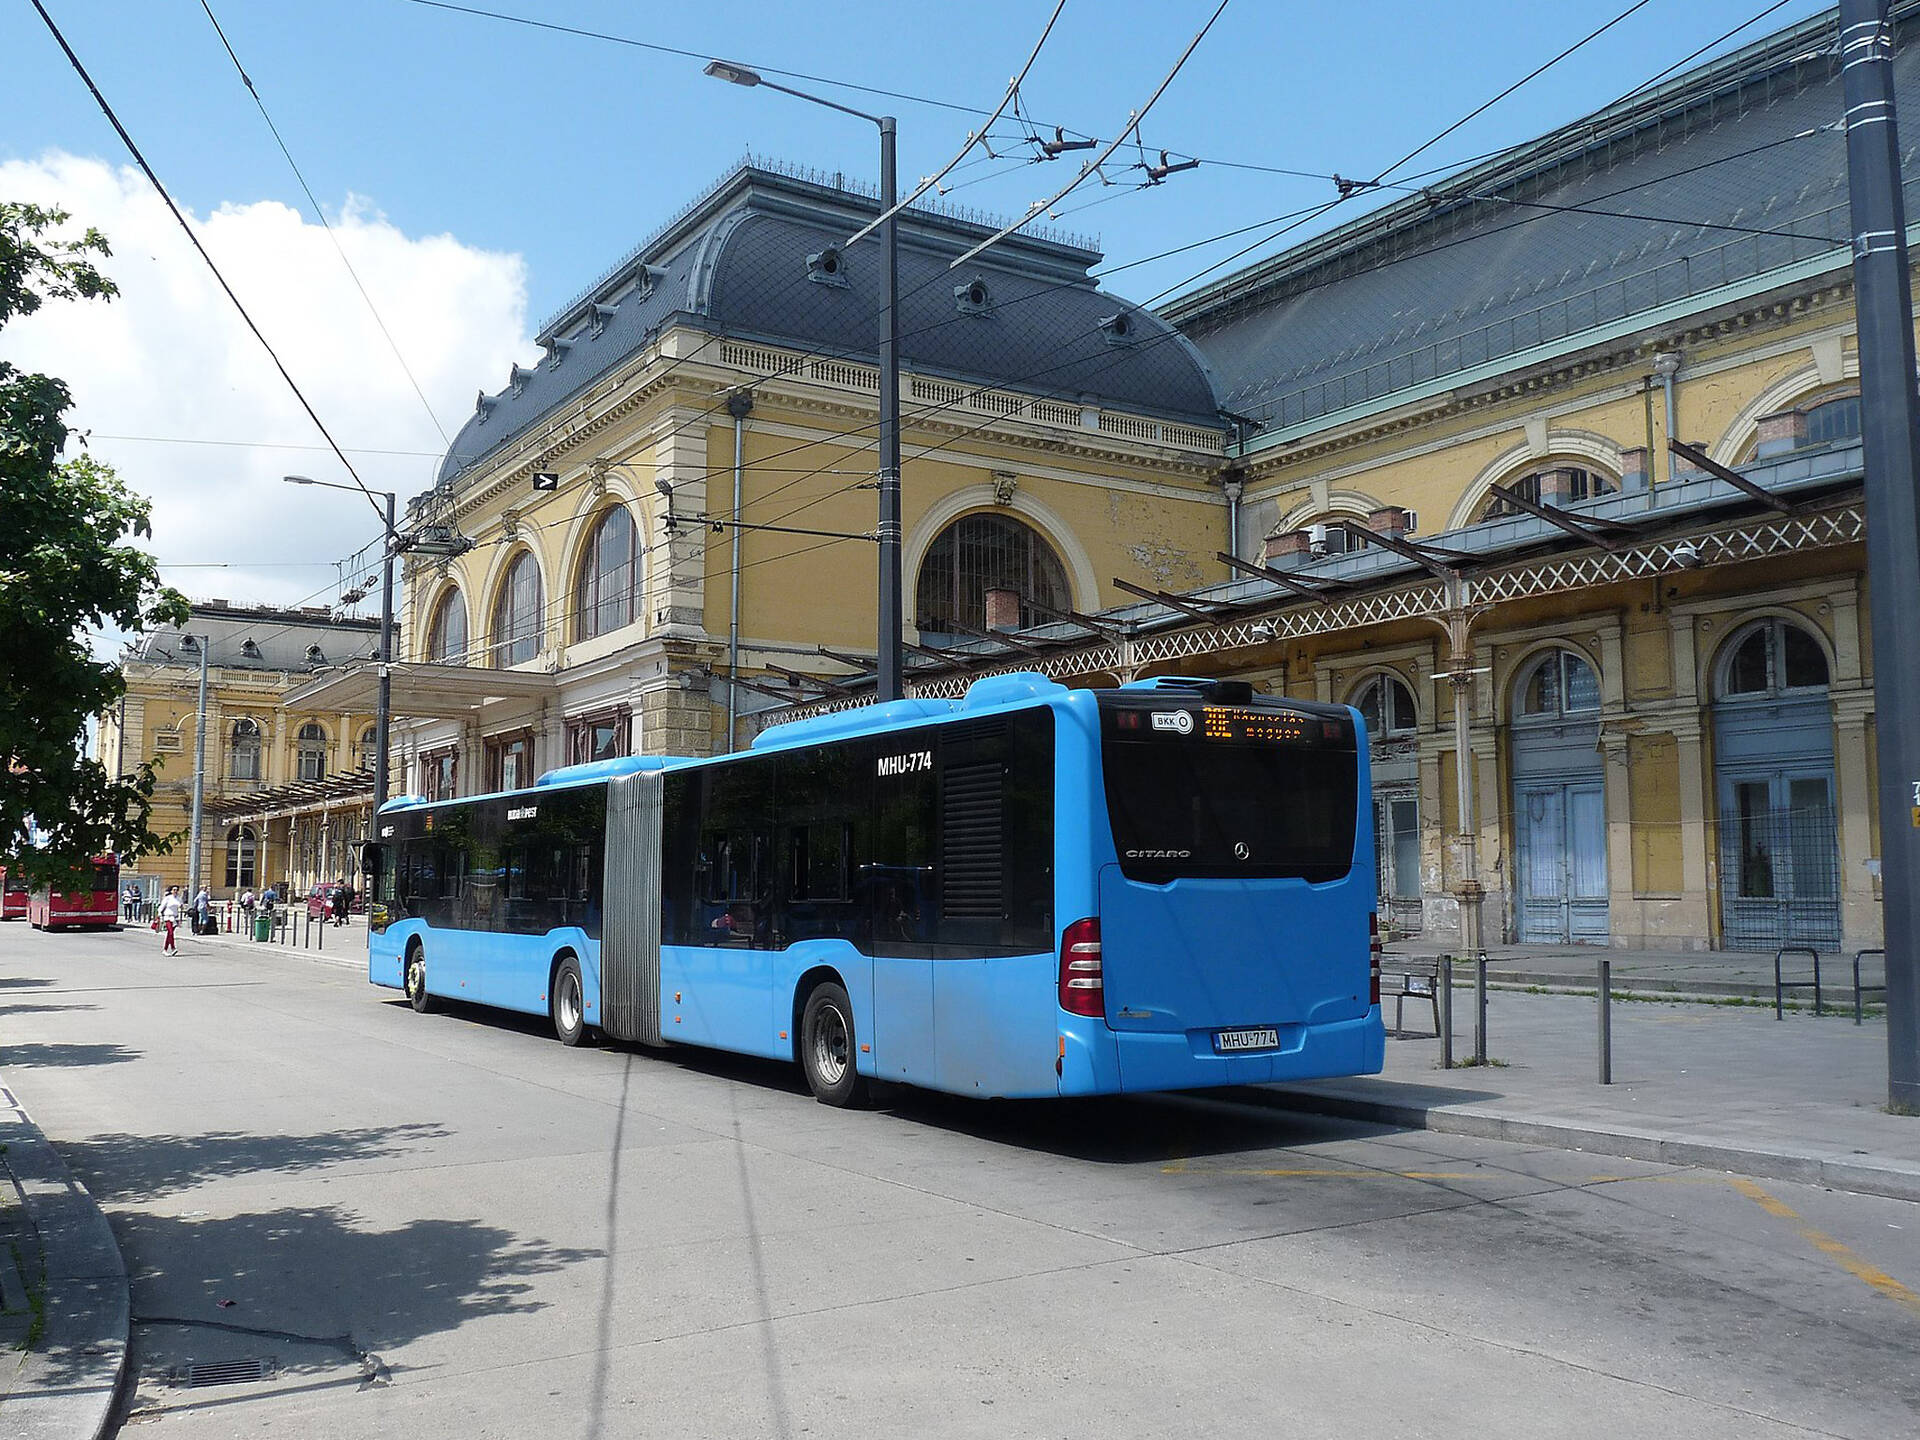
[552,955,590,1047]
[800,981,868,1108]
[405,944,431,1014]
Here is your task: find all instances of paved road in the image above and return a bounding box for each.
[3,923,1917,1439]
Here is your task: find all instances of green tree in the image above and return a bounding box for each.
[1,201,187,886]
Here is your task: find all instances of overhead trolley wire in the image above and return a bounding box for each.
[400,0,998,121]
[199,0,454,447]
[28,0,388,528]
[417,0,1836,626]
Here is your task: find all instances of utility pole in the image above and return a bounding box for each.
[187,632,209,896]
[876,114,904,702]
[376,490,395,812]
[1839,0,1920,1106]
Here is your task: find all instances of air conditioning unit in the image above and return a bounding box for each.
[1307,522,1330,558]
[1403,510,1419,535]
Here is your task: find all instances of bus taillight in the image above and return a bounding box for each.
[1059,918,1104,1017]
[1369,911,1382,1008]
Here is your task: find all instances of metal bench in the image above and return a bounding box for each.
[1379,955,1443,1037]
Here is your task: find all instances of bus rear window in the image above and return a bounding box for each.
[1100,704,1357,883]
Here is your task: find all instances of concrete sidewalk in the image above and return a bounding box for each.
[1259,984,1920,1202]
[0,1083,125,1440]
[168,910,367,971]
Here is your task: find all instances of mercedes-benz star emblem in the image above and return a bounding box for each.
[1233,842,1251,860]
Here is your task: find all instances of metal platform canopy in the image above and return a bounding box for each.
[278,661,557,720]
[205,767,375,824]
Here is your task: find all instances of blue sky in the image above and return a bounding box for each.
[0,0,1837,604]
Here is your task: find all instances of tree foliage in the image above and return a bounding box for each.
[1,201,188,886]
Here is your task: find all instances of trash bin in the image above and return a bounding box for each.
[253,912,272,942]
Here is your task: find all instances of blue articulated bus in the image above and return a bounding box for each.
[364,672,1383,1105]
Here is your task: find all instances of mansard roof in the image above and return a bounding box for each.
[436,160,1224,486]
[1170,5,1918,438]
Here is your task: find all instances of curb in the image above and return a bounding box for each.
[1246,1080,1920,1204]
[0,1083,128,1440]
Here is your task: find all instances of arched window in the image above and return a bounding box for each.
[1481,466,1616,521]
[427,588,468,665]
[1805,395,1861,448]
[296,722,329,782]
[915,512,1069,637]
[358,726,379,772]
[576,506,640,641]
[224,825,256,890]
[491,552,545,667]
[1716,619,1828,699]
[229,717,262,781]
[1353,674,1417,739]
[1517,650,1601,719]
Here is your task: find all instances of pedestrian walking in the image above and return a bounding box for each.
[332,877,350,927]
[193,884,211,936]
[122,883,140,923]
[157,886,183,955]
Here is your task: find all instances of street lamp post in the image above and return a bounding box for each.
[704,60,903,701]
[285,477,396,811]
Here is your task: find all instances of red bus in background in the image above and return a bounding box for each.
[0,863,27,920]
[26,855,120,930]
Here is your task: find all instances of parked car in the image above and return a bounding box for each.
[305,882,355,919]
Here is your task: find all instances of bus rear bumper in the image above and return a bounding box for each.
[1078,1009,1384,1096]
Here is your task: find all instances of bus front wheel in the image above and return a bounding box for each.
[405,946,431,1013]
[552,956,590,1048]
[800,981,868,1108]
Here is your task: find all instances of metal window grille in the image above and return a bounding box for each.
[915,513,1069,635]
[1716,797,1840,950]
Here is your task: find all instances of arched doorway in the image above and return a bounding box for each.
[1352,674,1422,934]
[1711,618,1838,949]
[1510,649,1608,943]
[224,825,256,890]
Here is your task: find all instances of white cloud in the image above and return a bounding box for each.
[0,151,533,615]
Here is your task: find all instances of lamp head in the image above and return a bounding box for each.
[283,474,315,486]
[704,59,761,86]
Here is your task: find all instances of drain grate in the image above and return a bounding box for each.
[167,1357,278,1388]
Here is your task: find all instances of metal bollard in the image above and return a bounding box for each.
[1597,958,1612,1085]
[1474,950,1489,1065]
[1439,955,1455,1069]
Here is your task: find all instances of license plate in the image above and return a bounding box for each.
[1214,1026,1280,1053]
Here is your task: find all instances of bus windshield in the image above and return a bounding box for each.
[1099,700,1357,883]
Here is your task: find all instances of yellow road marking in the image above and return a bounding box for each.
[1727,1176,1920,1319]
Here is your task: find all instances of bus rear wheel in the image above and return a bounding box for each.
[405,946,431,1013]
[800,981,867,1108]
[552,956,590,1047]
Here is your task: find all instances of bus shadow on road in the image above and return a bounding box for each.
[867,1086,1397,1165]
[377,998,1443,1168]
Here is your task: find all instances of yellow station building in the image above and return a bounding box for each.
[273,7,1912,955]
